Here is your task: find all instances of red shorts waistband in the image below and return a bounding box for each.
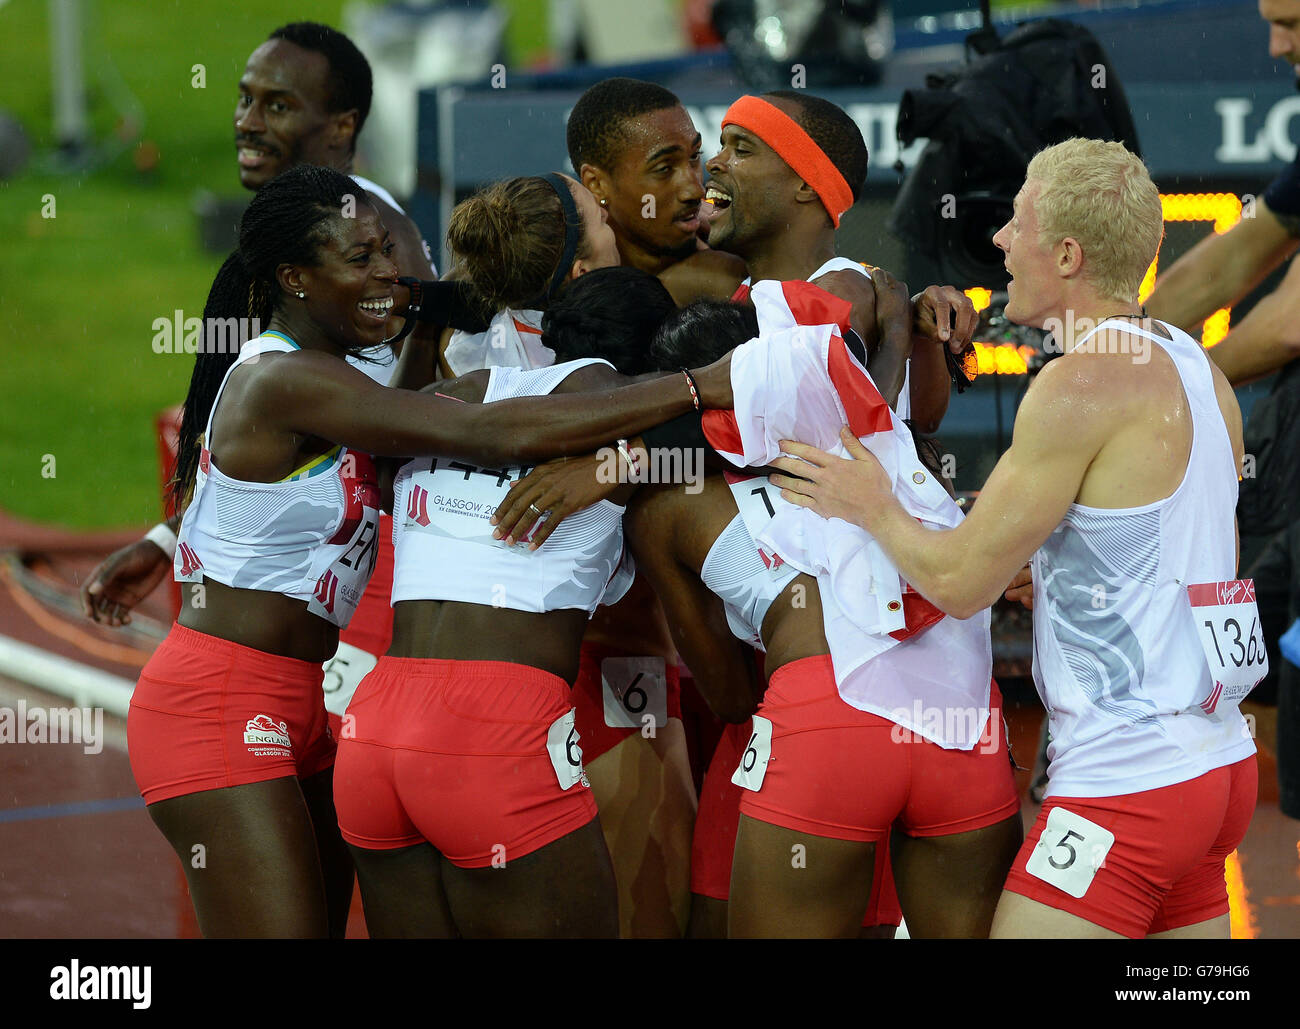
[370,655,569,690]
[158,623,324,684]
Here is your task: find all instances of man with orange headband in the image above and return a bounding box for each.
[703,90,974,434]
[566,81,974,431]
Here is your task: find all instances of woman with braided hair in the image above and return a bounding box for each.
[127,164,733,938]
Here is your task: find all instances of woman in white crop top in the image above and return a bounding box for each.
[624,295,1024,939]
[333,267,703,938]
[128,165,733,939]
[436,180,703,939]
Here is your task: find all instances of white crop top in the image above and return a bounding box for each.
[699,474,800,651]
[390,358,633,614]
[175,332,382,628]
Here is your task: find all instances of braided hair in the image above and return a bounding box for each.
[541,267,676,376]
[171,164,361,508]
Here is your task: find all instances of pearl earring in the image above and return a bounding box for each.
[599,198,608,207]
[296,291,305,299]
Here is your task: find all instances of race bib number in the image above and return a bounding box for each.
[601,657,668,729]
[1025,806,1115,899]
[726,473,795,570]
[545,708,588,790]
[731,715,774,792]
[320,641,379,717]
[1187,579,1268,714]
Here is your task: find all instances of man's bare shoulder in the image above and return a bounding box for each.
[1015,350,1134,448]
[658,249,747,305]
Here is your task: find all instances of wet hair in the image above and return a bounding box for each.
[541,267,676,375]
[763,90,869,202]
[649,300,759,371]
[171,164,363,507]
[567,77,682,171]
[1027,138,1163,302]
[446,176,594,318]
[268,22,373,151]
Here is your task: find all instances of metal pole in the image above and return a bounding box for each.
[49,0,88,153]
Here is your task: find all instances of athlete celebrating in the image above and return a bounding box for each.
[127,164,733,937]
[332,267,690,938]
[618,285,1021,938]
[772,139,1258,939]
[83,23,440,730]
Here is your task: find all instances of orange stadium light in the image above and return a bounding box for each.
[964,194,1243,370]
[1141,193,1243,347]
[1225,849,1257,939]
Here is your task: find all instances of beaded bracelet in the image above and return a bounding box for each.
[681,368,701,411]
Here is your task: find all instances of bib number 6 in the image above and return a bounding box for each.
[601,657,668,729]
[546,709,587,790]
[731,716,774,792]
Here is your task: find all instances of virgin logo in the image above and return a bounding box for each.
[406,485,431,527]
[1217,580,1254,605]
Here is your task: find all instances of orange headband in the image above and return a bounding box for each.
[721,95,855,228]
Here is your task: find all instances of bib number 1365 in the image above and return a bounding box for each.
[1187,579,1268,713]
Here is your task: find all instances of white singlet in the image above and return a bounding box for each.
[700,475,801,651]
[390,359,633,614]
[1032,319,1256,798]
[175,332,381,628]
[443,308,553,376]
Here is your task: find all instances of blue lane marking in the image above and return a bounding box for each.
[0,796,145,824]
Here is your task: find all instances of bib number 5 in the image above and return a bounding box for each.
[1024,806,1115,899]
[320,641,379,717]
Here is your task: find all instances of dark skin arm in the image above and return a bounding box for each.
[810,267,912,410]
[658,249,749,306]
[907,285,980,434]
[219,348,729,476]
[624,485,764,723]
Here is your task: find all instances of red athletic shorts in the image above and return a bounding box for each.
[337,515,394,659]
[1002,755,1258,937]
[333,657,598,868]
[327,517,395,738]
[128,623,335,805]
[691,717,903,928]
[738,655,1020,841]
[571,640,682,762]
